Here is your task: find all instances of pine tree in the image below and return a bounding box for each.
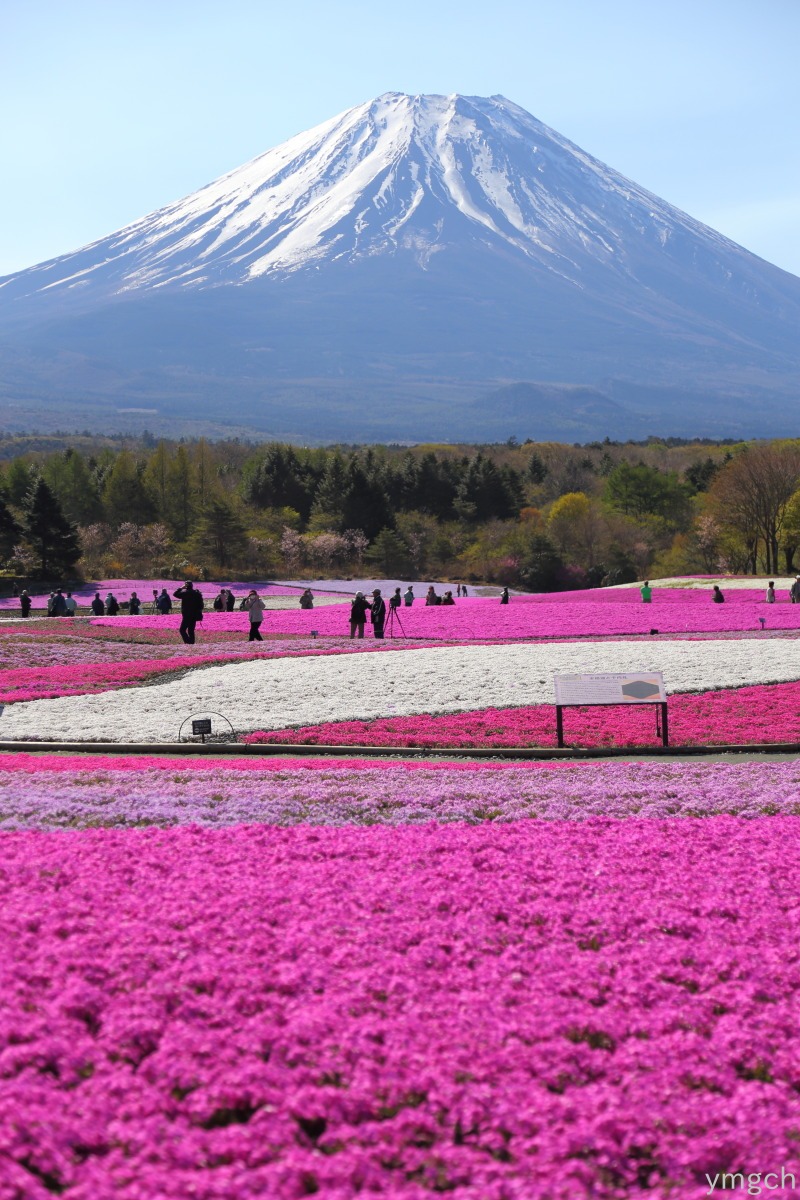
[44,449,103,525]
[102,451,154,530]
[165,446,195,541]
[0,492,21,561]
[6,459,36,505]
[190,498,247,568]
[22,478,81,577]
[366,528,412,576]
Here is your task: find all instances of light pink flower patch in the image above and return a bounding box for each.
[0,580,342,610]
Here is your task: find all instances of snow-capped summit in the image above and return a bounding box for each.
[0,92,747,297]
[1,93,800,442]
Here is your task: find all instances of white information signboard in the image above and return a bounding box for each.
[553,672,666,707]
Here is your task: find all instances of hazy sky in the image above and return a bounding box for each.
[2,0,799,276]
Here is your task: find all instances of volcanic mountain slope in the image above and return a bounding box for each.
[1,92,799,441]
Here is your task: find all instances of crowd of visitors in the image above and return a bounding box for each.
[10,579,486,644]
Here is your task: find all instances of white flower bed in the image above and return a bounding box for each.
[2,639,799,743]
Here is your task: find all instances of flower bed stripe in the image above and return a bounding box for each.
[2,639,799,743]
[1,756,800,829]
[243,680,800,750]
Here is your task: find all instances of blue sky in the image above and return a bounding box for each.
[2,0,799,276]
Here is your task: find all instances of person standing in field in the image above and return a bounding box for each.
[404,585,414,606]
[19,590,31,618]
[369,589,386,639]
[300,589,314,609]
[174,581,204,644]
[129,592,141,615]
[640,580,653,603]
[156,588,172,615]
[64,591,77,616]
[790,576,800,604]
[105,593,120,616]
[500,587,510,604]
[765,581,776,604]
[246,590,266,641]
[91,593,104,616]
[350,591,369,639]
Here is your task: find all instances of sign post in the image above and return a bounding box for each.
[191,718,213,744]
[553,672,668,749]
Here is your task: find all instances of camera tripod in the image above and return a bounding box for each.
[385,603,407,639]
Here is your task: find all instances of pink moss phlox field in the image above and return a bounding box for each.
[243,680,800,749]
[4,756,800,829]
[1,820,800,1197]
[0,640,471,699]
[0,653,272,703]
[0,752,580,776]
[93,591,800,639]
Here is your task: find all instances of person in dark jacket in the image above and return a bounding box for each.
[712,585,725,604]
[226,590,236,612]
[129,592,141,616]
[442,590,455,605]
[105,593,120,616]
[369,589,386,639]
[350,591,369,639]
[390,588,402,610]
[91,593,104,616]
[19,590,31,618]
[500,587,510,604]
[51,589,68,617]
[213,590,225,612]
[174,582,204,643]
[156,589,172,615]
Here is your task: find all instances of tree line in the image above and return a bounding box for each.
[0,435,798,585]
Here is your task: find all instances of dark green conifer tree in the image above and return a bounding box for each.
[22,478,81,577]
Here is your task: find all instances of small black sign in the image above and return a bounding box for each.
[192,719,212,736]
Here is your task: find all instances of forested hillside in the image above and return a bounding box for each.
[0,434,797,584]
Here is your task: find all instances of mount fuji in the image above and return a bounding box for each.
[1,92,799,441]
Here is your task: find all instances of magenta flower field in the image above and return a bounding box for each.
[2,576,800,1196]
[2,818,800,1199]
[92,589,800,639]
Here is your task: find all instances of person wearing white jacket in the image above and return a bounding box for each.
[246,590,266,641]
